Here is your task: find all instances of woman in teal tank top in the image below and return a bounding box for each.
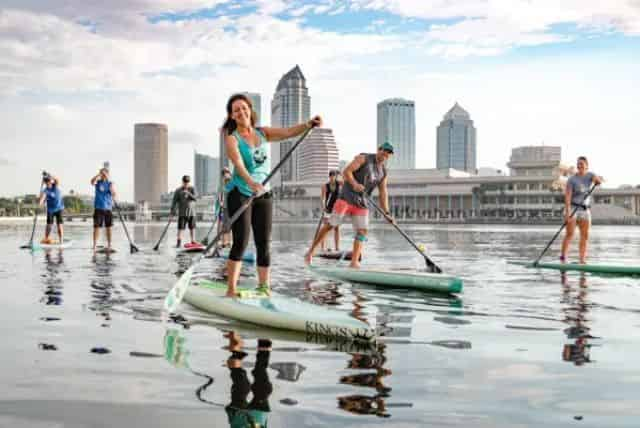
[222,93,322,297]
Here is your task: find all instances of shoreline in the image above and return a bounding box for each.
[2,216,639,226]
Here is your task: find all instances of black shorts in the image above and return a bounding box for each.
[93,209,113,228]
[178,215,196,230]
[46,210,64,225]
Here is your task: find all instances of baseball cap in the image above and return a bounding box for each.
[379,141,394,154]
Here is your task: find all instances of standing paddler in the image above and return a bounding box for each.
[90,167,116,253]
[560,156,603,264]
[171,175,199,248]
[39,171,65,244]
[319,169,342,252]
[305,142,395,268]
[222,93,322,297]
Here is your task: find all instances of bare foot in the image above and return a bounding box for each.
[349,263,361,269]
[225,289,238,298]
[304,251,313,265]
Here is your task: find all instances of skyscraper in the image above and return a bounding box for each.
[298,128,339,182]
[377,98,416,169]
[271,65,310,184]
[134,123,168,203]
[194,152,219,195]
[436,102,477,172]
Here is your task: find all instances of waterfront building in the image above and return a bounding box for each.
[134,123,168,204]
[377,98,416,169]
[437,103,477,172]
[194,152,219,195]
[271,65,311,184]
[298,128,339,182]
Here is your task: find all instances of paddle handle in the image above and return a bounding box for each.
[364,194,442,274]
[533,183,598,266]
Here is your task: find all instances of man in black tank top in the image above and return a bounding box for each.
[319,170,341,251]
[305,142,395,268]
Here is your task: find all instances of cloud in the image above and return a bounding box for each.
[0,158,14,166]
[170,129,207,146]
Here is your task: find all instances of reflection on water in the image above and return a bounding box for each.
[561,273,598,366]
[41,250,65,306]
[89,253,116,326]
[339,342,395,418]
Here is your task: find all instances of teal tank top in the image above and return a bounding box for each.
[226,128,270,197]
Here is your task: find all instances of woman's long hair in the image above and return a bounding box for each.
[222,94,258,135]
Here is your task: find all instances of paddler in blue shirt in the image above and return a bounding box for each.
[90,167,117,253]
[38,171,65,244]
[560,156,603,264]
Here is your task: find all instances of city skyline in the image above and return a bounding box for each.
[1,2,639,200]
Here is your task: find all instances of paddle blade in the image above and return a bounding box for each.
[130,244,140,253]
[164,264,195,313]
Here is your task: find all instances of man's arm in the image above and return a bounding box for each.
[378,176,391,215]
[343,155,366,193]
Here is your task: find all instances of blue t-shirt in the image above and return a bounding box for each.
[44,184,64,214]
[94,179,113,210]
[226,129,270,197]
[567,172,595,208]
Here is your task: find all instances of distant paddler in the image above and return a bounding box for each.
[319,169,342,252]
[560,156,603,264]
[222,93,323,297]
[90,167,116,253]
[171,175,199,248]
[38,171,65,245]
[305,142,395,268]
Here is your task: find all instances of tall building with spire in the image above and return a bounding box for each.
[298,128,339,182]
[377,98,416,169]
[271,65,310,184]
[436,102,477,172]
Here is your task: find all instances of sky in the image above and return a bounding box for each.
[1,0,639,201]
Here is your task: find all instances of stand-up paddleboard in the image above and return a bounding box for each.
[177,242,206,254]
[317,250,360,261]
[95,247,117,254]
[33,240,73,250]
[511,261,640,276]
[211,248,256,263]
[183,279,375,341]
[308,264,463,294]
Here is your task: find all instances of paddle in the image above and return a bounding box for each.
[200,197,221,247]
[532,183,598,266]
[363,194,442,274]
[153,216,173,251]
[164,125,316,313]
[20,208,39,250]
[114,201,139,253]
[21,179,45,249]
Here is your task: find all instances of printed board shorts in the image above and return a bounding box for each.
[46,210,64,225]
[574,207,591,223]
[178,215,196,230]
[329,199,369,230]
[93,209,113,228]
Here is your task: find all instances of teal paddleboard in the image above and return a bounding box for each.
[512,261,640,276]
[308,265,463,294]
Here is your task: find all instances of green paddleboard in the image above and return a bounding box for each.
[511,261,640,276]
[308,265,463,294]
